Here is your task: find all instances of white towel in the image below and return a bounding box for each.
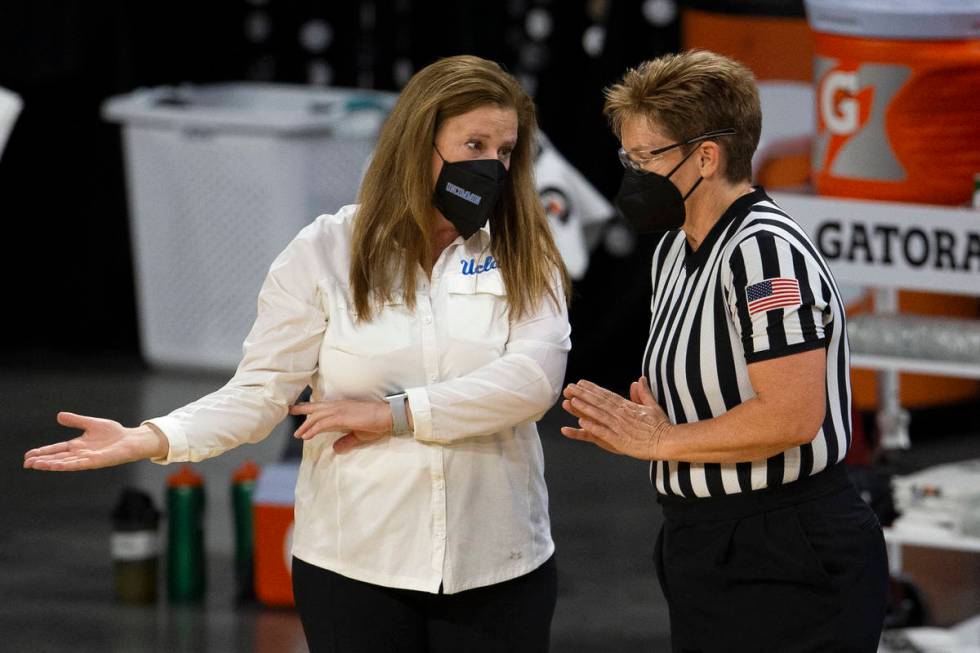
[534,132,613,280]
[0,86,23,159]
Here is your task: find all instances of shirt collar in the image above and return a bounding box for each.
[684,186,768,271]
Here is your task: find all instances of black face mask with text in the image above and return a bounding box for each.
[432,149,507,239]
[614,146,704,234]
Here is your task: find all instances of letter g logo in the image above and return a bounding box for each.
[813,58,910,182]
[820,71,859,136]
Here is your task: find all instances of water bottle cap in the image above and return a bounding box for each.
[112,487,160,529]
[232,460,260,483]
[168,465,204,487]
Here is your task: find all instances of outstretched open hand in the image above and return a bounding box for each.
[24,412,168,471]
[560,376,671,461]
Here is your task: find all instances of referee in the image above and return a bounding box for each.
[561,50,888,652]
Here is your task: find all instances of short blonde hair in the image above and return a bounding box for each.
[603,50,761,183]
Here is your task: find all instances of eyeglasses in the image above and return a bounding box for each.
[617,128,737,173]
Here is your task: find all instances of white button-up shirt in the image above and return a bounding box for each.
[147,205,571,594]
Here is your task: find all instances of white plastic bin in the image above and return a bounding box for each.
[103,83,396,370]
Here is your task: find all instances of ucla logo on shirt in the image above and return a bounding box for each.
[461,255,499,275]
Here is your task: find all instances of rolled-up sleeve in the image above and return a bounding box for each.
[408,281,571,444]
[146,226,327,464]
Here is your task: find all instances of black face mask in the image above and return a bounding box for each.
[614,147,704,234]
[432,149,507,239]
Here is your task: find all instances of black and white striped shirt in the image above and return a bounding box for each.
[644,187,851,498]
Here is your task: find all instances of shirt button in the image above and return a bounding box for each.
[424,316,432,325]
[429,374,437,383]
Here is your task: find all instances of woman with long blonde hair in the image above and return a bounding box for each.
[25,55,571,652]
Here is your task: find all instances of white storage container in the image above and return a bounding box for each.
[103,83,396,370]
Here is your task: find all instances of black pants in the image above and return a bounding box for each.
[292,555,557,653]
[655,465,888,653]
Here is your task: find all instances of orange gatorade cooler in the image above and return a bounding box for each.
[806,0,980,408]
[682,1,814,189]
[807,0,980,204]
[682,1,813,82]
[252,461,299,607]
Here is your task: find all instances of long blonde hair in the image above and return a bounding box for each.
[350,55,570,321]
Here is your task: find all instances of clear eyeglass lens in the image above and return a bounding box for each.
[618,148,646,171]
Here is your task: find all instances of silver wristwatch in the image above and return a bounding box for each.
[385,392,410,435]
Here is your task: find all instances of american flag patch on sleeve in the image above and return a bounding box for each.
[745,277,802,316]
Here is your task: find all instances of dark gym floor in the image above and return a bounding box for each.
[3,350,979,652]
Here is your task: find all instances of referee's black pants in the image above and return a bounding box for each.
[654,465,888,653]
[291,554,557,653]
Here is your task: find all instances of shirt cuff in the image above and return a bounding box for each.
[742,337,827,364]
[143,416,190,465]
[405,386,433,442]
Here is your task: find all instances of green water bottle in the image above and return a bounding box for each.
[231,460,259,602]
[166,465,206,602]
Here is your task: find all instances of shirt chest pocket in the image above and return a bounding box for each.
[324,290,415,357]
[445,273,510,349]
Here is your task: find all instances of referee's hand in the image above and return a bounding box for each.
[560,377,671,461]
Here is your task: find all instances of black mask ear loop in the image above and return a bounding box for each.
[682,176,704,201]
[665,144,704,202]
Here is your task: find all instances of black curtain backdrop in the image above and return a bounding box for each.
[0,0,244,358]
[0,0,682,390]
